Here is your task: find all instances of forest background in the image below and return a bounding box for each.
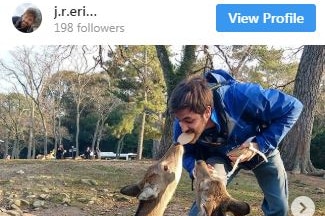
[0,45,324,175]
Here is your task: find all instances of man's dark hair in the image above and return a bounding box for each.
[23,8,38,19]
[168,75,213,115]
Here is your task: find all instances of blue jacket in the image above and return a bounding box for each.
[173,69,303,177]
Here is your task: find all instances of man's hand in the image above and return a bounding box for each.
[228,142,259,163]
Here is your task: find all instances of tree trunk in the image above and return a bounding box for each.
[155,45,197,158]
[12,131,19,159]
[27,101,35,159]
[53,105,58,156]
[136,48,149,160]
[116,135,125,159]
[76,110,80,157]
[32,141,36,159]
[152,112,163,159]
[137,112,146,160]
[42,119,48,155]
[4,140,9,158]
[152,139,160,158]
[96,117,105,150]
[91,119,100,153]
[155,114,174,159]
[280,45,325,175]
[155,46,175,96]
[58,113,62,146]
[13,139,19,159]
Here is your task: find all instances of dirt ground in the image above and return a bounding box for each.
[0,159,324,216]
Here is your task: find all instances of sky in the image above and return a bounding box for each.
[13,3,35,16]
[0,45,106,93]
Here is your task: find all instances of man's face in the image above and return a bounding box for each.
[175,107,211,144]
[21,13,35,28]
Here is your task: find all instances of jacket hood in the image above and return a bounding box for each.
[205,69,236,85]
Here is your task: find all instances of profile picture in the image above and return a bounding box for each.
[12,3,42,33]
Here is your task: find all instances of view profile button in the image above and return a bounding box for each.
[216,4,316,32]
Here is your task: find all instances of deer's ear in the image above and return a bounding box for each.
[223,198,250,216]
[120,184,141,197]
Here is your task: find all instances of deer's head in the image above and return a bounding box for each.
[120,144,184,216]
[194,160,250,216]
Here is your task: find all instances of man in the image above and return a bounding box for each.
[12,8,38,33]
[170,70,303,216]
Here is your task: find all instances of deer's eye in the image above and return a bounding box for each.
[163,165,168,171]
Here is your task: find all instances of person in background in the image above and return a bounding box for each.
[84,146,91,159]
[12,7,38,33]
[56,144,65,159]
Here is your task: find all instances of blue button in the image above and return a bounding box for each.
[216,4,316,32]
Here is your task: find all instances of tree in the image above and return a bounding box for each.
[119,46,166,159]
[87,73,121,154]
[212,45,299,90]
[58,46,101,156]
[58,71,95,156]
[280,45,325,175]
[110,105,137,157]
[0,93,31,158]
[0,46,63,157]
[155,45,198,158]
[44,70,72,155]
[98,45,166,159]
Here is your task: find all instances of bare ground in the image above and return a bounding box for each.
[0,159,324,216]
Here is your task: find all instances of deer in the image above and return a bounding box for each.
[36,150,56,160]
[120,143,184,216]
[193,160,250,216]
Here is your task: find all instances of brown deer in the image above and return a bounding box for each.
[36,150,55,160]
[120,144,184,216]
[194,160,250,216]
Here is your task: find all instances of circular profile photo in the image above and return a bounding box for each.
[12,3,42,33]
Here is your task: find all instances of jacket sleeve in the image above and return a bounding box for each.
[231,83,303,153]
[173,120,196,178]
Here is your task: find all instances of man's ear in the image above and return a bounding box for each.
[204,106,212,119]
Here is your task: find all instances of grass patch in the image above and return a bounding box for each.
[0,160,324,216]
